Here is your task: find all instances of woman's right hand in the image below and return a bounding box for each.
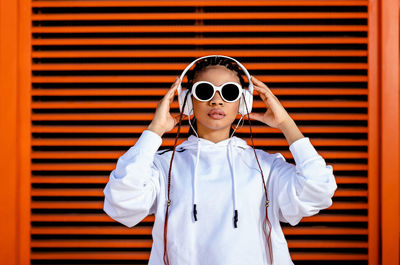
[147,77,183,137]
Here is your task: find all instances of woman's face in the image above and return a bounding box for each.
[191,65,241,138]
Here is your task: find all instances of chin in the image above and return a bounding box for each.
[199,117,234,131]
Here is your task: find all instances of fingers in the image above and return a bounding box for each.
[161,77,180,105]
[255,88,268,101]
[251,75,278,101]
[169,78,180,104]
[173,113,182,125]
[167,77,180,95]
[248,112,263,122]
[251,75,270,91]
[251,76,273,93]
[171,76,180,89]
[253,86,271,105]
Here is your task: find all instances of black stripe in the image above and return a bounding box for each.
[157,148,186,155]
[157,149,172,155]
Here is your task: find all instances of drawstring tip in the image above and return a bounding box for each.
[193,204,198,221]
[233,210,238,228]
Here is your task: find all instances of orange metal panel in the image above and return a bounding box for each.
[329,202,368,209]
[31,62,368,71]
[30,162,365,172]
[31,239,153,248]
[288,240,368,248]
[31,201,102,209]
[31,0,369,7]
[30,188,366,197]
[29,150,368,160]
[291,253,368,260]
[301,215,368,222]
[26,1,375,264]
[32,49,368,58]
[29,200,370,211]
[30,137,369,147]
[30,173,368,186]
[0,0,18,264]
[16,0,32,264]
[32,12,369,20]
[32,75,368,83]
[32,37,368,45]
[0,0,31,264]
[367,0,380,264]
[380,0,400,264]
[282,227,368,235]
[32,25,368,33]
[30,113,369,121]
[28,213,368,223]
[31,100,368,109]
[31,251,151,260]
[31,226,153,235]
[30,87,369,96]
[30,125,367,133]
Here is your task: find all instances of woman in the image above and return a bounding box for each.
[103,56,337,265]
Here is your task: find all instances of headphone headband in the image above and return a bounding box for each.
[177,54,253,95]
[177,54,254,116]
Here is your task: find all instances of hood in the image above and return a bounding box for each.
[179,134,250,150]
[177,134,250,229]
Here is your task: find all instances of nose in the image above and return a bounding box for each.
[209,91,224,107]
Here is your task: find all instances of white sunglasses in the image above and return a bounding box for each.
[191,81,243,103]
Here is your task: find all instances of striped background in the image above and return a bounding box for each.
[30,1,370,264]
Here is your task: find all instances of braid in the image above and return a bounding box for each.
[186,56,247,93]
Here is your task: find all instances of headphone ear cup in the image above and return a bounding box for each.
[238,95,244,115]
[239,90,253,115]
[178,89,193,116]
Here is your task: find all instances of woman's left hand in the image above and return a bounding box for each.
[248,75,292,129]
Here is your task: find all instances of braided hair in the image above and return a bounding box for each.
[185,56,247,136]
[163,56,274,265]
[186,56,247,90]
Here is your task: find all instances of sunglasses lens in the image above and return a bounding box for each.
[221,84,240,101]
[195,83,214,101]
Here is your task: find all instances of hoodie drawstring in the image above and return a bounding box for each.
[228,138,239,228]
[193,138,201,221]
[191,136,239,228]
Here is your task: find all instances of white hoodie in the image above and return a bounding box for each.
[103,129,337,265]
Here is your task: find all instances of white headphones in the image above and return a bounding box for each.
[177,55,254,116]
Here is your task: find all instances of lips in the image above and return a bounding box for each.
[208,108,226,119]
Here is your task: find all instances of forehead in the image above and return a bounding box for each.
[193,65,240,86]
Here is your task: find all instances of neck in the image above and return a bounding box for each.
[196,123,231,143]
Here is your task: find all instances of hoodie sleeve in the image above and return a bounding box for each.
[270,137,337,226]
[103,129,163,228]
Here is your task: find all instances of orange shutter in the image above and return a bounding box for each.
[30,1,372,264]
